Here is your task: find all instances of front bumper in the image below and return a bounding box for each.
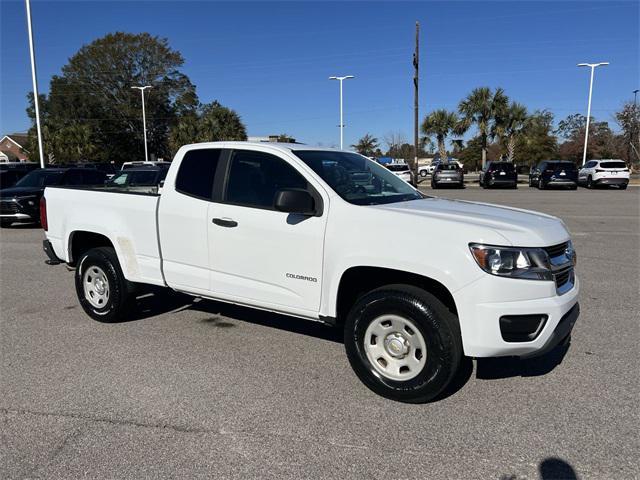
[455,274,580,358]
[520,303,579,359]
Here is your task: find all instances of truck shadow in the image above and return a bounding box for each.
[128,286,342,343]
[127,287,568,398]
[475,341,570,379]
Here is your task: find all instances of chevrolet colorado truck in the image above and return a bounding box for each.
[41,142,579,402]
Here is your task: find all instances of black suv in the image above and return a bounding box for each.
[529,161,578,190]
[0,162,38,189]
[0,168,106,227]
[479,161,517,189]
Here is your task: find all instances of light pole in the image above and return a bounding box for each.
[329,75,354,150]
[633,89,639,106]
[131,85,152,162]
[577,62,609,166]
[25,0,45,168]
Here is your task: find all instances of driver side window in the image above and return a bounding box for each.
[225,150,308,210]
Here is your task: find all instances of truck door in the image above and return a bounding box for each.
[206,148,328,315]
[158,148,224,294]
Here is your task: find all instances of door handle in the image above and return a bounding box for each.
[212,218,238,228]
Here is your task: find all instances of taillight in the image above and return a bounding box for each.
[40,196,47,231]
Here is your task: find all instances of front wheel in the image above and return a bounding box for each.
[344,285,462,403]
[586,176,594,189]
[420,170,428,178]
[75,247,133,323]
[620,183,628,190]
[537,179,545,190]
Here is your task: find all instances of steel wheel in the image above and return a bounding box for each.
[83,265,110,309]
[363,314,427,381]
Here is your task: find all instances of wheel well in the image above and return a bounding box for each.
[69,231,114,266]
[335,266,457,323]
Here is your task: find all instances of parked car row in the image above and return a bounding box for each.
[0,164,170,228]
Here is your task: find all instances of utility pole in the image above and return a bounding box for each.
[25,0,45,168]
[131,86,152,162]
[413,21,420,186]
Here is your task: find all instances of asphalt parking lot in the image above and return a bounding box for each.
[1,186,638,479]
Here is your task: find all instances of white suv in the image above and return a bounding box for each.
[579,159,630,189]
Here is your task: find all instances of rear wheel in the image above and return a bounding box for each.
[420,170,428,178]
[0,220,12,228]
[344,284,462,403]
[620,183,628,190]
[75,247,133,323]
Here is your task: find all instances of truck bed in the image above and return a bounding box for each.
[44,186,165,286]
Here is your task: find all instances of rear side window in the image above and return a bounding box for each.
[225,150,307,209]
[600,161,626,169]
[175,149,222,200]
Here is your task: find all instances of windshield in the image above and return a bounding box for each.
[600,161,626,169]
[294,151,423,205]
[14,170,64,188]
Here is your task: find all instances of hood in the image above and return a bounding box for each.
[0,186,44,199]
[371,197,570,247]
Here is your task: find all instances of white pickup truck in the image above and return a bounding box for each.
[42,142,579,402]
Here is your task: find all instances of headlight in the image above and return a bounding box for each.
[469,243,553,281]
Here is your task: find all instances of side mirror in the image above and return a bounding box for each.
[274,189,316,216]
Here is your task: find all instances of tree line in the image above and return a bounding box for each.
[24,32,639,169]
[25,32,247,164]
[353,87,639,170]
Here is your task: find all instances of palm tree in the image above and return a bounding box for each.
[493,102,528,162]
[352,133,379,157]
[421,109,459,164]
[457,87,509,168]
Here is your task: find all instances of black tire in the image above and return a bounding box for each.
[528,178,534,187]
[586,176,593,189]
[620,184,627,190]
[0,220,12,228]
[75,247,133,323]
[537,179,545,190]
[420,170,427,178]
[344,284,462,403]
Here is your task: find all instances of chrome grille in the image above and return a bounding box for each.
[0,201,18,214]
[544,242,568,259]
[554,266,573,289]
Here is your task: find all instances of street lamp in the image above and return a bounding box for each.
[577,62,609,166]
[633,89,639,106]
[329,75,355,150]
[25,0,45,168]
[131,85,152,162]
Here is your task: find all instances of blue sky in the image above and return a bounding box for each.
[1,1,638,148]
